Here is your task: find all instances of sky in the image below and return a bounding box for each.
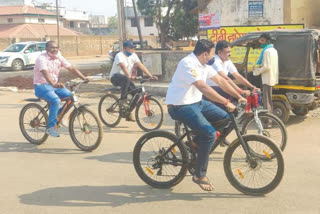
[35,0,133,18]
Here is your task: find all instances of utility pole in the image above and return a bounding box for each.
[56,0,60,47]
[117,0,126,51]
[132,0,143,48]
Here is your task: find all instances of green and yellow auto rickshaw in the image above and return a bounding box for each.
[231,29,320,123]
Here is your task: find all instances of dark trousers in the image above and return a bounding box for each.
[262,84,273,113]
[204,86,235,110]
[110,73,137,100]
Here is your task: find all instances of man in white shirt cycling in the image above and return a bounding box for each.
[207,40,259,109]
[110,40,158,121]
[166,39,246,191]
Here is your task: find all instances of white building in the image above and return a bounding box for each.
[0,0,33,6]
[124,6,158,37]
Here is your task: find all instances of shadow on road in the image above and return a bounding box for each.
[19,185,260,207]
[285,115,308,127]
[0,141,84,154]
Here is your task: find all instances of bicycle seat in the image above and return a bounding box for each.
[210,118,231,130]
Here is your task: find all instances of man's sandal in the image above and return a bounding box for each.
[192,176,214,191]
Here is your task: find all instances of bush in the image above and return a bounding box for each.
[100,62,112,79]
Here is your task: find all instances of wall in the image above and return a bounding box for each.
[0,15,25,24]
[125,17,158,37]
[284,0,320,28]
[24,16,57,25]
[0,0,33,6]
[204,0,284,26]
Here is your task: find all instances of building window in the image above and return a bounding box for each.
[131,18,137,27]
[8,18,13,23]
[248,0,264,18]
[38,18,45,23]
[144,17,153,27]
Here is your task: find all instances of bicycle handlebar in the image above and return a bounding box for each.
[65,80,89,92]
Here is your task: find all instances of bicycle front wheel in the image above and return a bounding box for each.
[98,94,121,127]
[19,103,48,145]
[135,96,164,132]
[224,134,284,195]
[242,112,287,151]
[69,107,103,152]
[133,130,188,188]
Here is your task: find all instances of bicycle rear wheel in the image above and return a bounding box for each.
[242,112,287,151]
[69,107,103,152]
[135,96,164,132]
[133,130,188,188]
[19,103,48,145]
[98,94,121,127]
[224,134,284,195]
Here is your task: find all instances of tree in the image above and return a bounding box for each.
[137,0,198,48]
[108,16,119,35]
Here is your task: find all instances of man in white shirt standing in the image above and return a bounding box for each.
[166,40,246,191]
[110,40,157,121]
[207,40,259,109]
[252,33,279,114]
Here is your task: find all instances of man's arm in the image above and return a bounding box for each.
[67,66,89,81]
[40,69,63,88]
[218,71,244,93]
[211,74,246,102]
[119,62,132,78]
[193,80,235,111]
[232,72,256,90]
[136,62,158,80]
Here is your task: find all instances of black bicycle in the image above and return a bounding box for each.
[98,78,164,132]
[19,80,103,152]
[133,103,284,195]
[175,90,287,152]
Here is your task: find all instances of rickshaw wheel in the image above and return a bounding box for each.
[272,101,290,123]
[292,106,309,117]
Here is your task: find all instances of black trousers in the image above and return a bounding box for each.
[110,73,137,99]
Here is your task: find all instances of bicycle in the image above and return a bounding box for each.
[98,78,164,132]
[133,103,284,195]
[19,80,103,152]
[175,90,287,152]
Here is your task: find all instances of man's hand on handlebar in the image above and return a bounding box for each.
[238,96,247,104]
[150,75,158,80]
[226,102,236,112]
[242,90,251,97]
[83,77,90,83]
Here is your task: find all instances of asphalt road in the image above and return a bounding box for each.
[0,90,319,214]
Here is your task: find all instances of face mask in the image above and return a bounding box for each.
[260,44,267,48]
[126,51,132,56]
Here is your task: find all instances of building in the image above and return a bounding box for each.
[0,0,33,6]
[198,0,320,28]
[0,5,80,38]
[89,15,109,35]
[124,6,158,37]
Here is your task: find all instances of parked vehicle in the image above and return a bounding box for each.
[0,41,46,71]
[231,29,320,123]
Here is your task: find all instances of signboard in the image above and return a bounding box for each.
[207,24,304,68]
[249,0,264,18]
[199,13,220,30]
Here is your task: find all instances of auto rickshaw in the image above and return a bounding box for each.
[231,29,320,123]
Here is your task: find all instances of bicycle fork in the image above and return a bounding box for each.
[253,109,264,135]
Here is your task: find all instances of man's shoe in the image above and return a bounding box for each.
[46,127,60,137]
[126,113,136,122]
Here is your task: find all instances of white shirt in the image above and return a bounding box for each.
[166,53,218,105]
[109,52,140,77]
[253,48,279,86]
[207,55,238,87]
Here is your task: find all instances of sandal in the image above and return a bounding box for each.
[192,176,214,191]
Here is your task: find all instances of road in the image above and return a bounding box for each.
[0,90,319,214]
[0,56,109,81]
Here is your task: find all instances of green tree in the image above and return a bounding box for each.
[137,0,198,48]
[108,16,119,35]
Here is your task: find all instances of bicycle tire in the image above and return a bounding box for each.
[133,130,188,188]
[69,107,103,152]
[98,94,121,127]
[19,103,48,145]
[135,96,164,132]
[241,112,287,151]
[224,134,284,195]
